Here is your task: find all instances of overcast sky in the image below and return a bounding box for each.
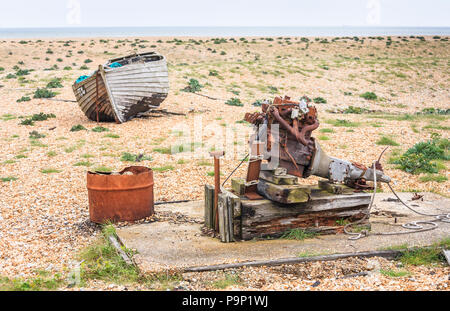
[1,0,449,28]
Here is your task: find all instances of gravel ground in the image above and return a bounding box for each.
[71,257,450,291]
[0,35,448,289]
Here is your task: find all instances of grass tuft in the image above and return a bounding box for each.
[212,272,241,289]
[376,136,399,146]
[280,228,317,240]
[380,269,411,278]
[40,168,61,174]
[120,152,152,162]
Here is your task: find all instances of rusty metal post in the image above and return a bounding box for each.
[244,141,264,200]
[209,151,225,232]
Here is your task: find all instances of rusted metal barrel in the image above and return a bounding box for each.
[87,166,154,223]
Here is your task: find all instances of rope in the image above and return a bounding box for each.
[387,183,450,221]
[221,153,249,187]
[344,162,450,240]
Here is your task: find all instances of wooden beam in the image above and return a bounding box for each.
[259,170,298,185]
[231,178,246,195]
[257,179,311,203]
[184,249,402,272]
[240,193,371,240]
[204,185,214,229]
[318,179,355,195]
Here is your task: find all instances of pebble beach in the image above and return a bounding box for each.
[0,35,448,290]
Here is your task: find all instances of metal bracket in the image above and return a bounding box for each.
[244,180,259,187]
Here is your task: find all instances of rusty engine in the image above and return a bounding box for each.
[244,96,390,191]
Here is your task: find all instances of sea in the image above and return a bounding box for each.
[0,26,449,39]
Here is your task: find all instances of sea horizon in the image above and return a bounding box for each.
[0,26,449,39]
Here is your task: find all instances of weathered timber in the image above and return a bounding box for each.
[204,185,214,229]
[259,170,299,185]
[240,192,371,240]
[218,193,227,242]
[231,178,246,195]
[257,178,311,204]
[217,191,239,242]
[318,179,355,195]
[228,192,241,241]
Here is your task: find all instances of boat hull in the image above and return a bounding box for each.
[72,52,169,123]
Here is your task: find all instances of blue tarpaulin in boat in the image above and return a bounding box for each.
[110,62,122,68]
[75,75,90,84]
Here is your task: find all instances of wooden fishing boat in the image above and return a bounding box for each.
[72,52,169,123]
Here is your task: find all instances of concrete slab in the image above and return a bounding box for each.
[116,192,450,273]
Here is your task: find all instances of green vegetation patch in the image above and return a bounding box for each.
[225,98,243,107]
[376,136,399,146]
[34,88,56,99]
[46,78,63,89]
[182,78,203,93]
[360,92,378,100]
[212,272,241,289]
[120,152,152,162]
[380,269,411,278]
[77,225,181,289]
[313,97,327,104]
[92,126,109,132]
[280,228,317,240]
[393,134,449,174]
[40,168,62,174]
[0,272,65,291]
[419,174,448,183]
[318,135,330,141]
[103,133,120,139]
[326,119,360,127]
[73,161,93,167]
[152,165,175,172]
[152,147,171,154]
[1,176,18,182]
[17,96,31,103]
[398,238,450,266]
[29,131,46,139]
[70,124,87,132]
[1,114,16,121]
[20,113,56,126]
[343,106,370,114]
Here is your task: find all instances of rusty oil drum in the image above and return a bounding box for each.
[87,166,154,223]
